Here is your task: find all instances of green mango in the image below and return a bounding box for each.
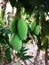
[10,34,22,51]
[31,20,36,31]
[17,18,28,40]
[34,25,40,35]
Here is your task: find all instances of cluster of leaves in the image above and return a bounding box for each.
[0,26,12,62]
[0,26,11,44]
[0,1,33,63]
[9,0,49,61]
[10,0,49,14]
[16,47,33,60]
[0,0,49,64]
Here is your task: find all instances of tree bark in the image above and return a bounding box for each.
[45,49,48,65]
[34,49,40,65]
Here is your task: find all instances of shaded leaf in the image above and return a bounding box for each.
[5,45,12,63]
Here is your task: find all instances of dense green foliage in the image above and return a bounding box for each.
[0,0,49,64]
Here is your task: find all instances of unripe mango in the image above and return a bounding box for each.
[17,18,28,40]
[34,25,40,35]
[31,20,36,31]
[10,34,22,51]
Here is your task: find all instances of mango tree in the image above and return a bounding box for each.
[0,0,49,65]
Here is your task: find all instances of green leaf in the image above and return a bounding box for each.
[16,61,20,65]
[37,36,42,50]
[0,18,4,26]
[16,47,27,57]
[0,26,4,31]
[0,33,9,45]
[5,45,12,63]
[4,34,9,44]
[0,34,6,45]
[48,55,49,60]
[21,55,33,60]
[3,29,12,34]
[16,46,33,60]
[43,21,49,36]
[0,55,2,61]
[1,7,6,19]
[0,48,2,61]
[20,47,28,52]
[42,37,48,49]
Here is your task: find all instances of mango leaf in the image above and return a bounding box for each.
[42,37,48,49]
[4,34,9,44]
[1,7,6,19]
[43,21,49,36]
[0,48,2,61]
[0,32,9,45]
[3,29,12,34]
[20,47,28,52]
[37,36,42,50]
[0,55,2,61]
[5,45,12,63]
[0,34,6,45]
[16,47,28,57]
[16,46,33,60]
[0,26,4,31]
[21,55,33,60]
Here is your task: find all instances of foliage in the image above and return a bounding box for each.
[10,0,49,14]
[0,0,49,64]
[16,47,33,60]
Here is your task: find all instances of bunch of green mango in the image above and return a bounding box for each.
[31,19,41,35]
[9,14,28,51]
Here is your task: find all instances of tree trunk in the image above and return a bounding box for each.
[45,49,48,65]
[34,49,40,65]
